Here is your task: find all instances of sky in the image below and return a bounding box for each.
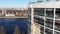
[0,0,37,8]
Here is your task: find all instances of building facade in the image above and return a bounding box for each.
[28,0,60,34]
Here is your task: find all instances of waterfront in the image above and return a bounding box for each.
[0,18,28,34]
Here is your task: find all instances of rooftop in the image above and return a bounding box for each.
[28,0,60,8]
[29,0,60,4]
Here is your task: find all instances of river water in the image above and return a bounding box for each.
[0,18,28,34]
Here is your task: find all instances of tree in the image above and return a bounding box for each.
[14,25,20,34]
[0,26,6,34]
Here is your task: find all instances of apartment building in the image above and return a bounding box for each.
[28,0,60,34]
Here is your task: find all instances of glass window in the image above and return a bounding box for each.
[28,8,31,20]
[28,20,31,27]
[45,28,53,34]
[28,20,31,34]
[40,26,44,34]
[28,8,31,14]
[28,15,31,20]
[34,17,44,26]
[46,8,54,18]
[54,31,60,34]
[45,19,53,29]
[55,20,60,31]
[34,8,45,16]
[55,8,60,19]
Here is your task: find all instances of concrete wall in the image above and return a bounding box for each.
[28,1,60,8]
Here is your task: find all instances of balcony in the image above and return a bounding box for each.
[55,20,60,31]
[45,19,53,29]
[54,31,60,34]
[34,8,44,16]
[28,8,31,15]
[34,17,44,25]
[55,8,60,19]
[40,26,44,34]
[28,15,31,20]
[46,8,54,18]
[55,14,60,19]
[45,28,53,34]
[28,21,31,28]
[34,12,44,16]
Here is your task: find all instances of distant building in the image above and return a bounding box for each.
[28,0,60,34]
[0,8,28,18]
